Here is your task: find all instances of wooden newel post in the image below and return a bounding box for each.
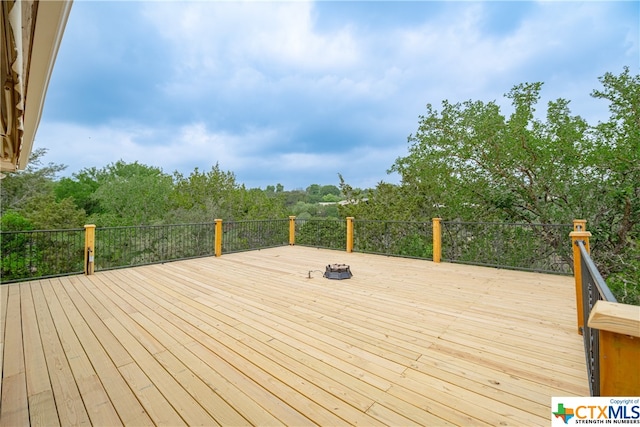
[588,301,640,396]
[346,217,354,253]
[289,216,296,246]
[432,218,442,263]
[84,224,96,275]
[214,219,223,257]
[570,219,591,334]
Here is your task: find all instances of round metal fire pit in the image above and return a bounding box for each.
[323,264,352,280]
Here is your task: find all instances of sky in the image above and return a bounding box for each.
[36,0,639,190]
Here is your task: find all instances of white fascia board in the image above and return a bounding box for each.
[18,0,72,170]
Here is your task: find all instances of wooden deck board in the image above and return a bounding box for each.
[29,280,91,426]
[1,246,589,426]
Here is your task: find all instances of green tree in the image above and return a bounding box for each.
[90,161,173,226]
[305,184,322,203]
[169,164,238,222]
[0,148,66,216]
[227,186,286,220]
[346,67,639,304]
[22,194,86,229]
[54,167,103,216]
[0,211,34,231]
[390,82,592,224]
[588,67,640,304]
[338,177,420,220]
[291,201,318,218]
[320,185,340,197]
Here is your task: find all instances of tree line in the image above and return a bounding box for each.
[1,67,637,303]
[0,154,344,230]
[337,67,639,304]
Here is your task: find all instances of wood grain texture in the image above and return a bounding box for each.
[1,246,589,426]
[588,300,640,337]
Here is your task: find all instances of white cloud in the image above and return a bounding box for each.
[143,1,359,94]
[37,1,638,189]
[35,120,282,174]
[141,1,633,117]
[35,118,403,189]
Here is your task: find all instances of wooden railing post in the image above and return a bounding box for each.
[289,216,296,245]
[588,301,640,395]
[432,218,442,263]
[570,219,591,334]
[214,219,223,257]
[346,217,354,253]
[84,224,96,275]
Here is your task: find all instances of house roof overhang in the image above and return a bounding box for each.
[1,0,72,173]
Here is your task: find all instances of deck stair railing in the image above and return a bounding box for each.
[570,220,640,396]
[577,239,617,396]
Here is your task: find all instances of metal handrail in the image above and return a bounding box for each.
[0,228,85,283]
[577,240,617,396]
[295,219,346,250]
[441,221,572,274]
[222,219,289,253]
[353,219,433,258]
[95,223,216,270]
[1,219,579,282]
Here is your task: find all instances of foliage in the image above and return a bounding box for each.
[389,82,593,224]
[352,220,433,258]
[221,220,289,253]
[606,239,640,306]
[55,168,103,215]
[21,195,86,229]
[441,222,571,273]
[89,161,173,226]
[1,211,34,231]
[587,66,640,303]
[228,187,287,220]
[341,67,639,304]
[94,224,215,270]
[296,219,346,249]
[170,164,237,222]
[1,228,84,282]
[0,148,66,215]
[1,212,34,281]
[338,177,422,220]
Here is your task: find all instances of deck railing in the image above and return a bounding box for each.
[353,220,433,258]
[95,223,216,270]
[221,219,289,253]
[441,221,572,274]
[295,218,346,250]
[0,228,84,283]
[577,240,617,396]
[1,217,573,282]
[570,220,640,396]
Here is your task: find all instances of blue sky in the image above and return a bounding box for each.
[37,1,639,190]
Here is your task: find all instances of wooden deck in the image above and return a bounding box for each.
[1,246,588,426]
